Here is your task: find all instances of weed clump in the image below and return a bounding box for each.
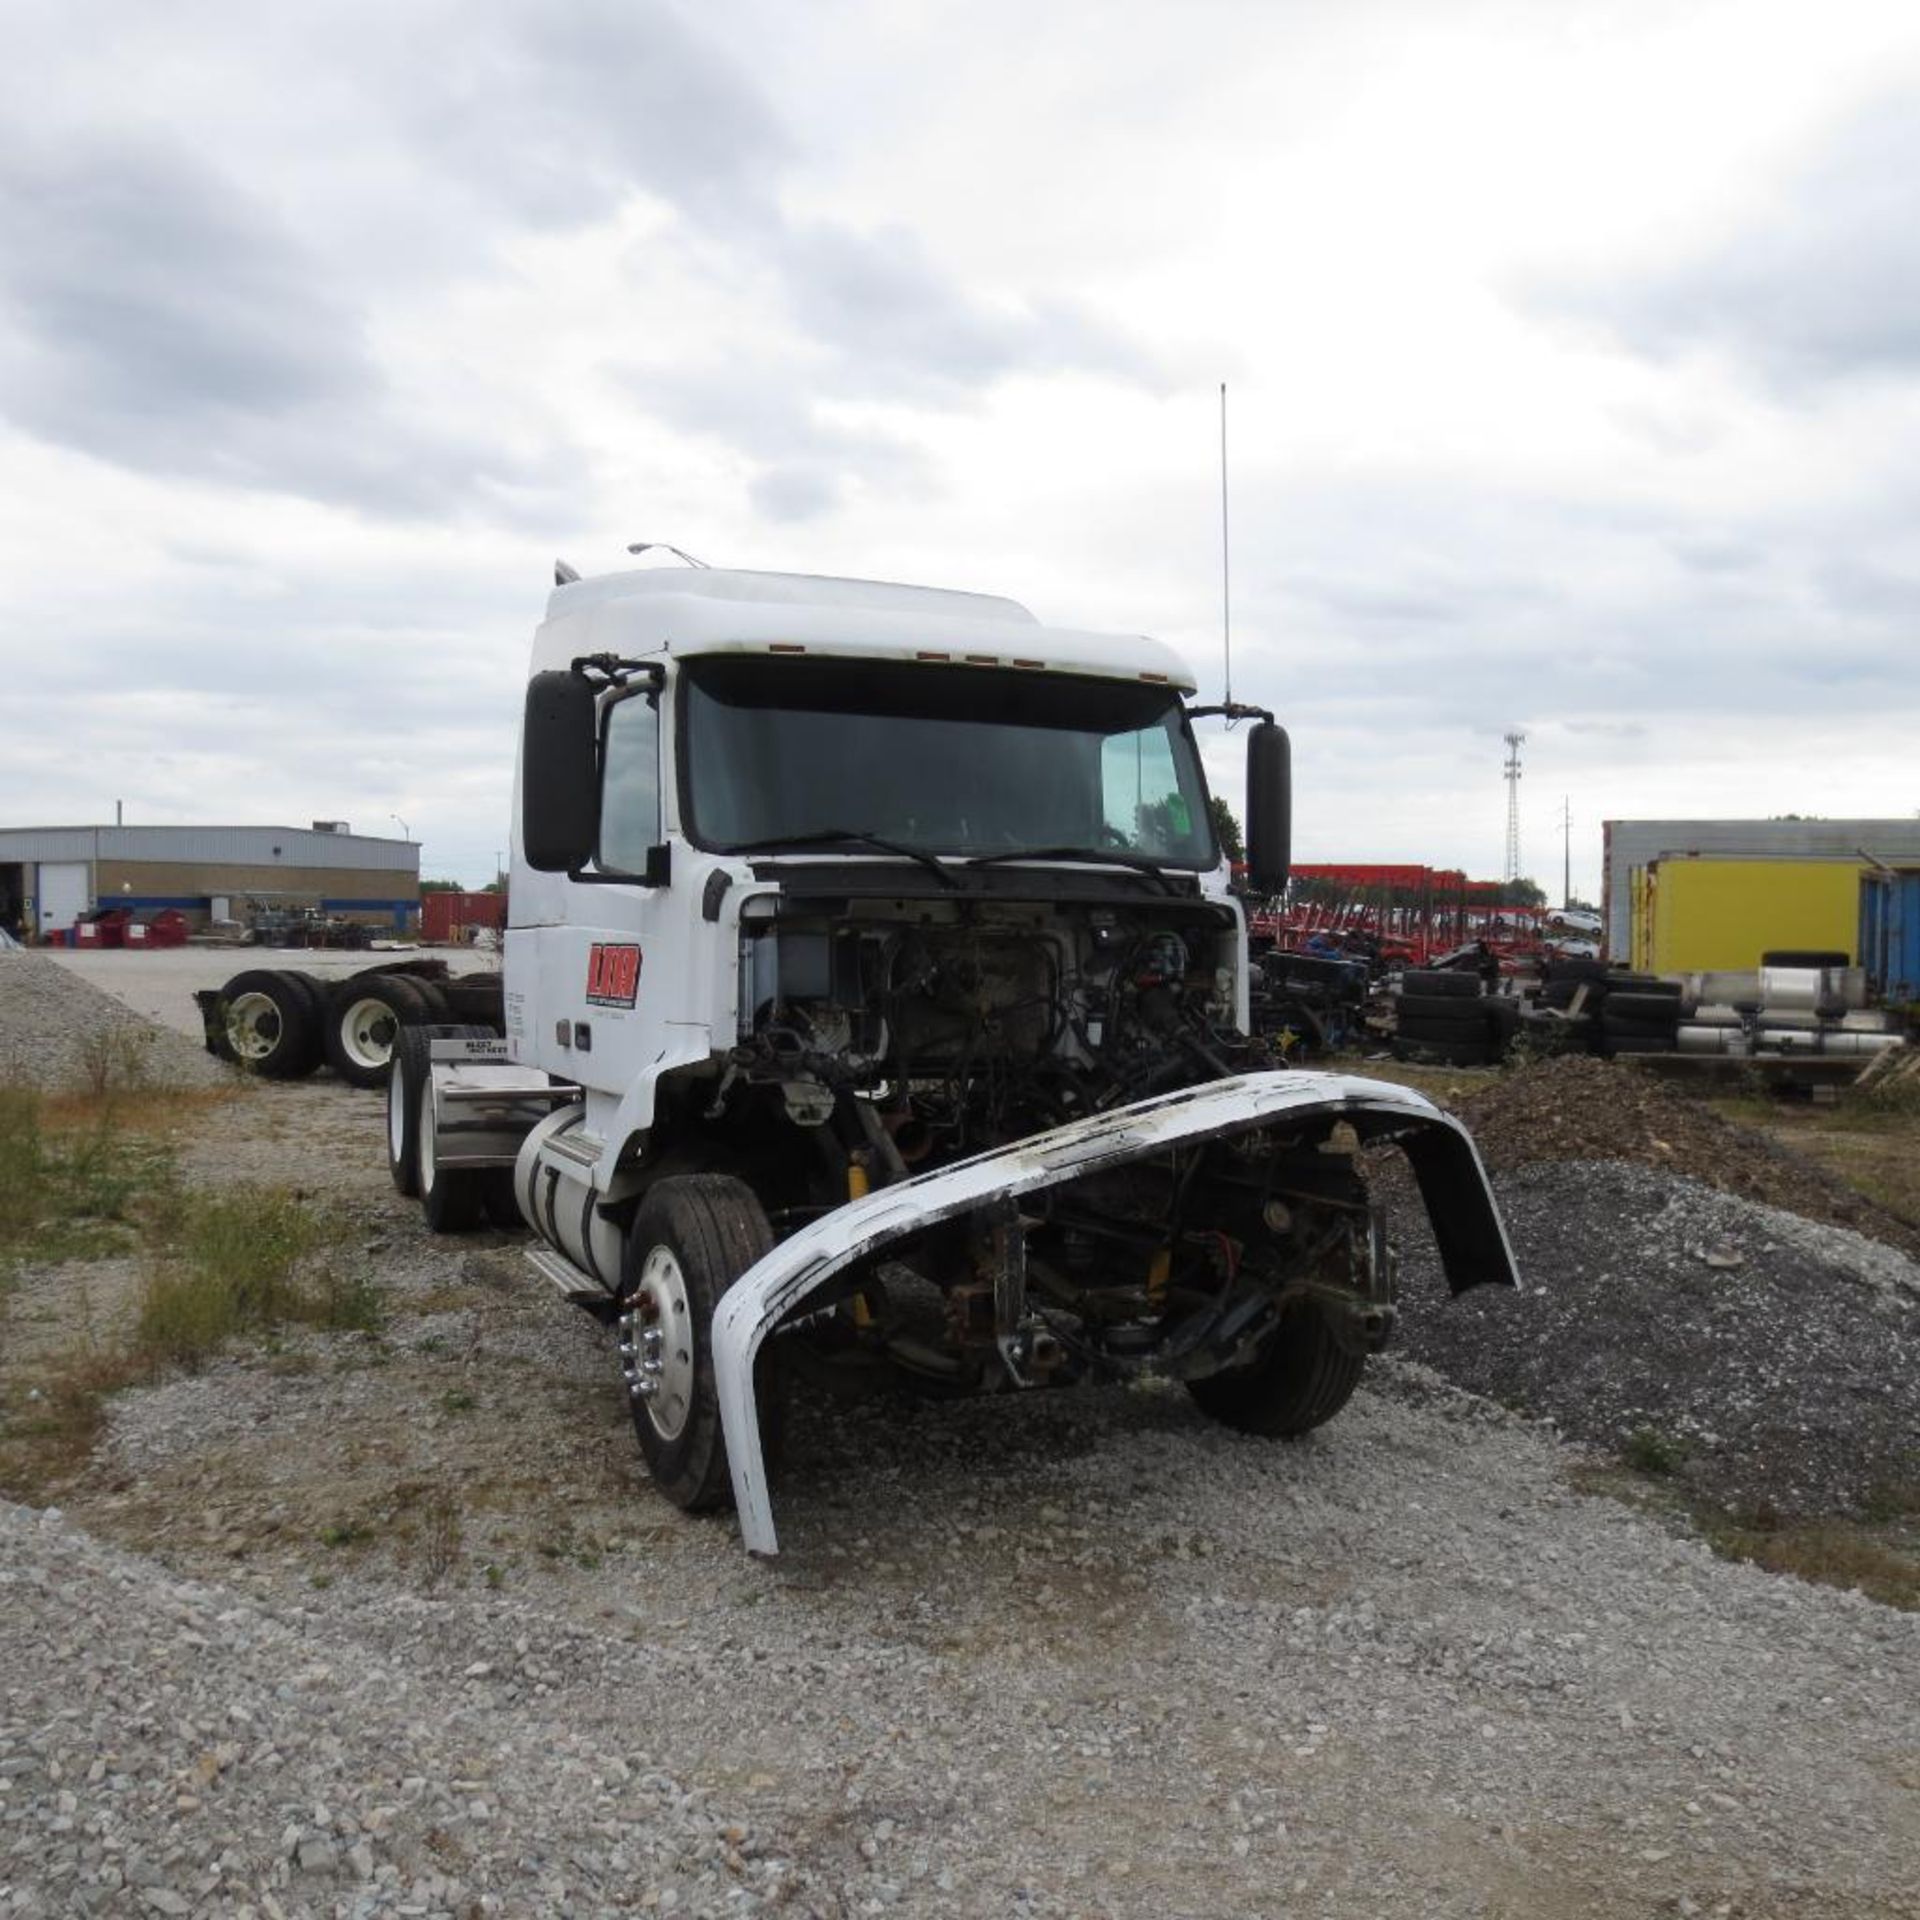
[1621,1425,1685,1478]
[0,1089,173,1271]
[135,1186,372,1369]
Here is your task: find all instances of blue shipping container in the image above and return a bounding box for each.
[1860,870,1920,1003]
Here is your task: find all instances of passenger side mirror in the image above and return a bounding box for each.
[1245,721,1291,897]
[521,670,600,872]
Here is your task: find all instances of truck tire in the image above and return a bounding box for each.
[417,1067,487,1232]
[389,1023,496,1203]
[414,1024,501,1232]
[217,969,324,1079]
[1186,1294,1364,1437]
[387,1026,428,1196]
[617,1175,775,1514]
[325,977,415,1088]
[1400,969,1481,999]
[441,971,507,1030]
[1395,1001,1487,1041]
[1605,991,1683,1022]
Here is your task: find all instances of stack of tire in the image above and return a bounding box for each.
[1595,976,1684,1057]
[200,966,504,1086]
[1391,970,1512,1068]
[1537,955,1609,1013]
[1537,958,1684,1057]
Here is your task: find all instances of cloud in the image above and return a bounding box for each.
[0,131,571,517]
[1537,90,1920,392]
[396,0,790,231]
[771,221,1164,400]
[1215,468,1920,755]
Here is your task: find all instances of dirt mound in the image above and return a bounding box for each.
[0,950,234,1093]
[1451,1054,1920,1258]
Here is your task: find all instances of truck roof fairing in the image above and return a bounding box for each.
[534,567,1198,691]
[711,1070,1520,1556]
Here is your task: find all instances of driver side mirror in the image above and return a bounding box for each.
[1245,720,1291,897]
[521,670,599,872]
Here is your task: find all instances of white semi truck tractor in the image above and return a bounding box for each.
[388,561,1518,1554]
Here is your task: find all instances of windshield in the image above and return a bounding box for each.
[678,655,1217,866]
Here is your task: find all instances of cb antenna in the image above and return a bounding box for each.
[1187,384,1273,728]
[1219,381,1232,709]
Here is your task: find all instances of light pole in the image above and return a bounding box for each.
[390,813,411,841]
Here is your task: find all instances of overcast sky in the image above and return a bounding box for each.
[3,0,1917,896]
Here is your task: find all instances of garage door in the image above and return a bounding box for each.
[37,861,90,936]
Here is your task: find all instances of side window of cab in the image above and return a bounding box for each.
[598,693,660,874]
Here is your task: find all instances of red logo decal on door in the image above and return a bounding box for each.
[584,943,642,1008]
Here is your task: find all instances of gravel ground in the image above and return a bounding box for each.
[1392,1159,1920,1518]
[0,951,234,1092]
[9,1371,1920,1920]
[4,993,1919,1916]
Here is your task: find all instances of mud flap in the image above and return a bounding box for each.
[711,1069,1518,1556]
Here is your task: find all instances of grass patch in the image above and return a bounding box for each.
[0,1089,178,1270]
[1707,1074,1920,1232]
[1621,1425,1686,1478]
[1702,1509,1920,1612]
[0,1348,148,1491]
[1572,1460,1919,1613]
[133,1186,373,1370]
[1,1116,379,1496]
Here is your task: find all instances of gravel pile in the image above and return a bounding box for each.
[0,951,233,1093]
[1451,1055,1920,1256]
[1393,1159,1920,1517]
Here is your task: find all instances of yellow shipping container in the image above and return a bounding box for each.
[1630,856,1860,972]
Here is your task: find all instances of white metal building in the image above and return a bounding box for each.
[0,823,420,940]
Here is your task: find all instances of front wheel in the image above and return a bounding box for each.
[1185,1295,1365,1437]
[616,1175,773,1512]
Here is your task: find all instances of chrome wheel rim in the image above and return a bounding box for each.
[623,1246,695,1441]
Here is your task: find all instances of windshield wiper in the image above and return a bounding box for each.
[962,846,1181,893]
[726,829,962,890]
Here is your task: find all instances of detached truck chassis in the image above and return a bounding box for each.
[390,563,1517,1554]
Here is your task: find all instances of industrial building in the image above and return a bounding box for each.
[0,823,419,941]
[1604,817,1920,995]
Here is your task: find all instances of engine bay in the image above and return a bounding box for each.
[734,896,1260,1163]
[645,895,1400,1403]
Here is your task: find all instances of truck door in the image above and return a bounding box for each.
[554,686,678,1100]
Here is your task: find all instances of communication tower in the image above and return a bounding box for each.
[1502,730,1525,883]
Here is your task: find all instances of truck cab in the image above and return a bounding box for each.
[395,562,1515,1553]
